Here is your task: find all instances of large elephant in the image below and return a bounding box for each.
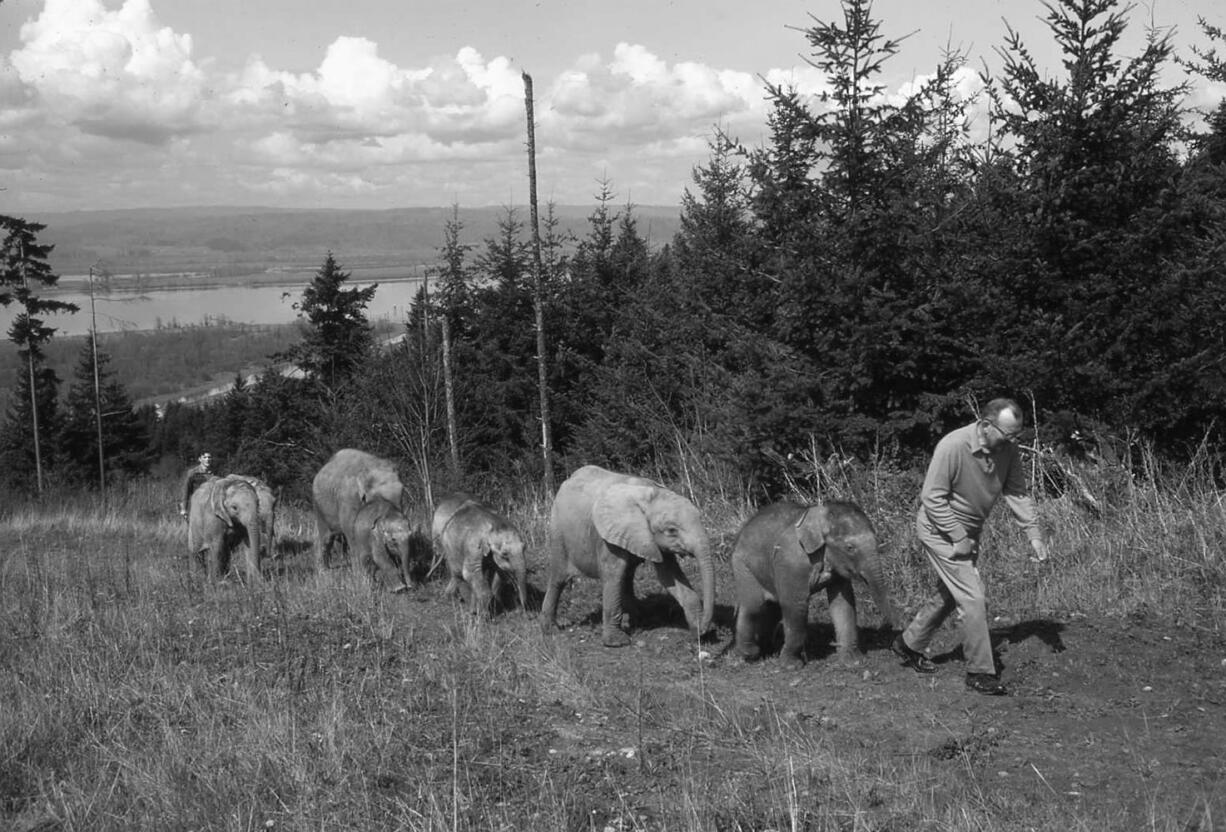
[187,475,263,581]
[312,448,405,575]
[352,496,430,591]
[232,474,276,559]
[540,465,716,647]
[732,500,900,668]
[433,493,529,617]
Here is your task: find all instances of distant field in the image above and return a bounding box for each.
[0,318,402,414]
[32,204,684,277]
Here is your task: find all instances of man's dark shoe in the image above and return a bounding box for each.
[965,673,1008,696]
[891,635,937,674]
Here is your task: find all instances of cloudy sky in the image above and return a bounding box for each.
[2,0,1223,213]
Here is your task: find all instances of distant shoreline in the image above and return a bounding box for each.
[49,270,427,295]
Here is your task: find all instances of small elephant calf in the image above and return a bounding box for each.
[433,493,529,617]
[351,497,431,592]
[732,500,900,669]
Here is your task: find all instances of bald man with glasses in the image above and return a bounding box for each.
[892,398,1051,695]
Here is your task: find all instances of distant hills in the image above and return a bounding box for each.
[26,204,685,278]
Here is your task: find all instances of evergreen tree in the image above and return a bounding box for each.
[0,216,77,491]
[281,252,376,390]
[59,339,151,487]
[978,0,1193,440]
[745,0,981,456]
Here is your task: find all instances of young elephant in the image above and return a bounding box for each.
[540,465,716,647]
[187,475,263,581]
[231,474,276,559]
[352,496,430,591]
[732,500,900,669]
[433,493,529,617]
[312,448,404,573]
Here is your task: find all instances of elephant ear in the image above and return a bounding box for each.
[210,479,233,527]
[593,483,661,562]
[794,505,828,557]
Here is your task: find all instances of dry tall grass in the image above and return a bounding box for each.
[1,450,1222,830]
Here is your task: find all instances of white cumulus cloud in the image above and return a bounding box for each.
[10,0,208,143]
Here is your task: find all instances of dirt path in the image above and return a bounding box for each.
[496,583,1226,827]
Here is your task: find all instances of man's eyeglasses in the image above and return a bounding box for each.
[986,419,1023,442]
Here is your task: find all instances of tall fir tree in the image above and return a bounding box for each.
[978,0,1193,441]
[0,216,78,491]
[281,252,376,391]
[59,339,151,487]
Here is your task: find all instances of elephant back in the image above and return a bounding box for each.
[313,448,404,528]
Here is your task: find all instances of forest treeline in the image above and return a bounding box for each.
[2,0,1224,501]
[0,322,303,412]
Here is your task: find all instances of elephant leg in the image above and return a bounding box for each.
[467,568,494,619]
[601,556,633,648]
[206,539,226,581]
[369,543,406,591]
[827,578,861,658]
[732,557,767,660]
[618,560,639,630]
[777,579,811,669]
[243,533,261,582]
[540,538,574,634]
[652,556,703,636]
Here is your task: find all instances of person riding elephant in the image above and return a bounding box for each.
[231,474,276,559]
[312,448,406,578]
[352,496,431,591]
[433,493,530,617]
[540,465,716,647]
[187,474,263,581]
[731,500,900,669]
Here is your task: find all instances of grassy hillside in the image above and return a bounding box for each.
[0,453,1222,830]
[29,205,684,277]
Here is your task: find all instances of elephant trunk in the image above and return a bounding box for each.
[402,527,432,588]
[513,561,529,612]
[695,536,715,635]
[244,509,263,581]
[858,553,900,629]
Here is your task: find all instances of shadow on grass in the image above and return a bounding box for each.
[931,618,1068,670]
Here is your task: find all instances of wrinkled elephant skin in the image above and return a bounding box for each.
[312,449,405,580]
[732,500,899,669]
[232,474,276,559]
[540,465,715,647]
[187,475,263,581]
[352,496,430,591]
[433,493,529,617]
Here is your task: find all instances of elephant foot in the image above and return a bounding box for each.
[735,641,762,662]
[780,652,806,671]
[602,629,633,648]
[834,648,865,667]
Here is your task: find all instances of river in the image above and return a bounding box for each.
[0,276,426,338]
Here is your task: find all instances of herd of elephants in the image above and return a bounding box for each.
[186,448,898,666]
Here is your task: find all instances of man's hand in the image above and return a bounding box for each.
[952,537,976,558]
[1028,539,1050,563]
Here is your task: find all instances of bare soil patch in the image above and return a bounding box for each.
[408,570,1226,829]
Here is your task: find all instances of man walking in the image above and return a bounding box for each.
[892,398,1051,695]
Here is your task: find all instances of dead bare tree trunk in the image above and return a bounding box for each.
[440,312,460,476]
[522,71,555,495]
